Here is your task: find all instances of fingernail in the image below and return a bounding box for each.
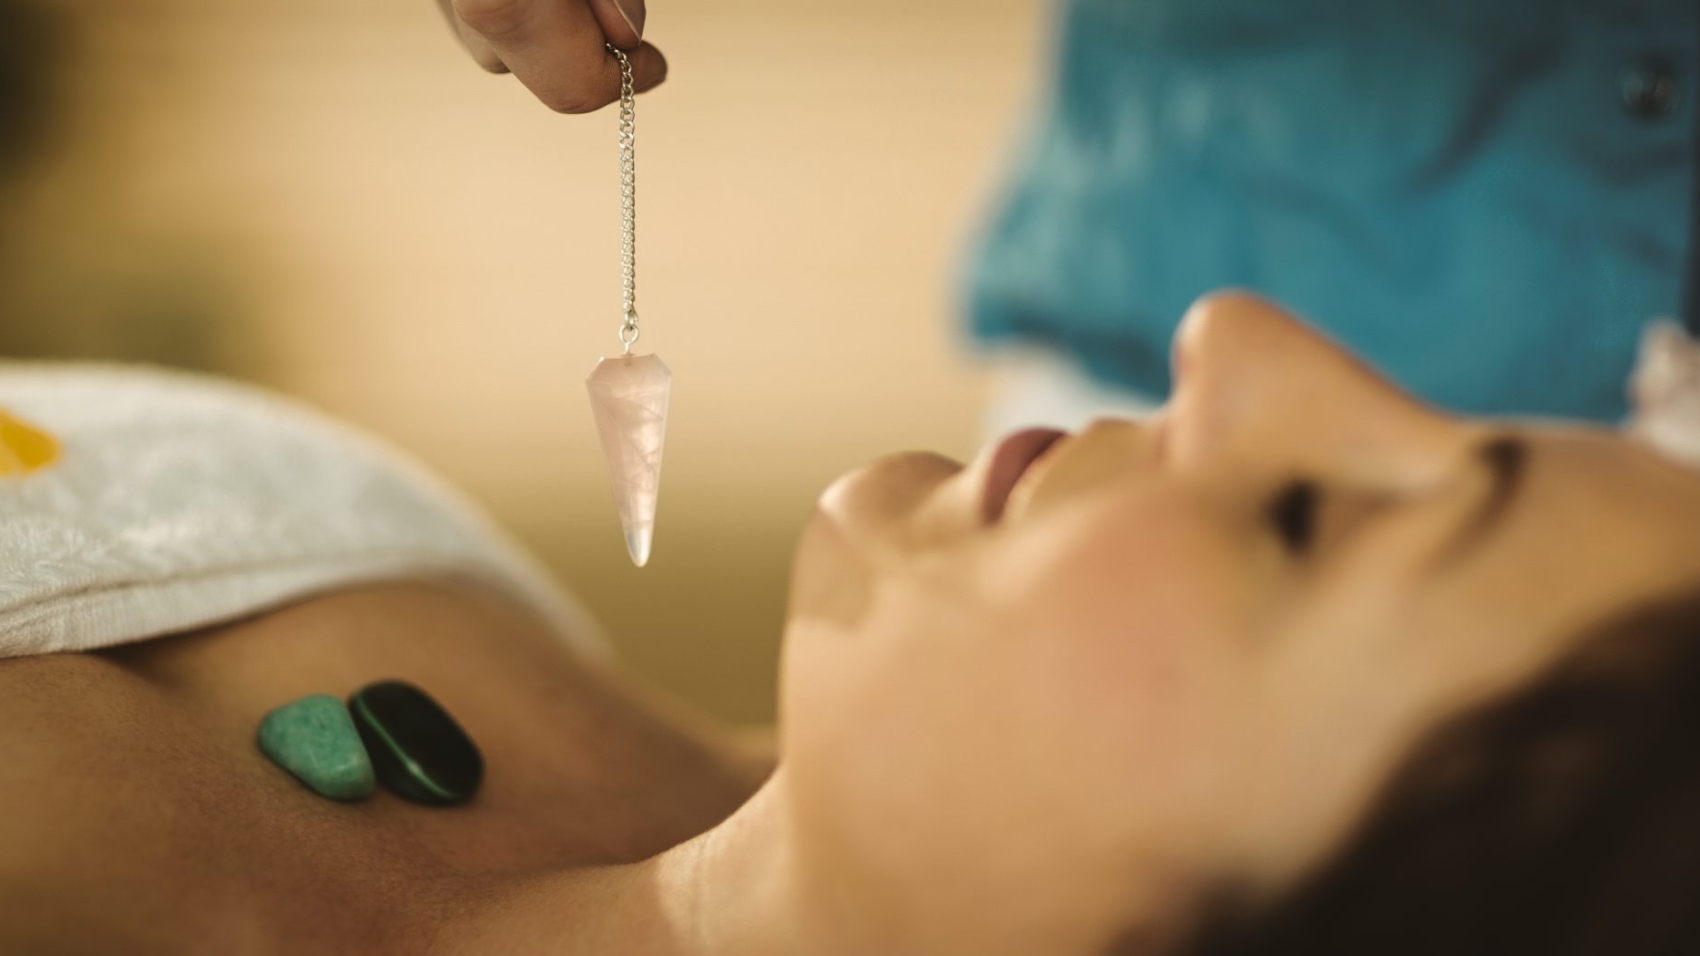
[613,0,645,40]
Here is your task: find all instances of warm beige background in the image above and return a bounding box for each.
[0,0,1048,723]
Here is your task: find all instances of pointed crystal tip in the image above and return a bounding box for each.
[625,527,653,567]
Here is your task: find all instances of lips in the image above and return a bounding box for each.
[979,427,1067,523]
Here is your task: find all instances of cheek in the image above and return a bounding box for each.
[993,492,1255,688]
[991,496,1259,805]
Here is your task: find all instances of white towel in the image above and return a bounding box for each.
[0,362,607,659]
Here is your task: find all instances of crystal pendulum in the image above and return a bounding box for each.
[587,45,671,567]
[587,352,669,566]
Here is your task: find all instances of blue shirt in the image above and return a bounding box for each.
[968,0,1696,420]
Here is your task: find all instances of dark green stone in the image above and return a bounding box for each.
[348,680,483,806]
[257,694,376,801]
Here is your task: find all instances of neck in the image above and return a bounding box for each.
[444,768,1192,956]
[448,776,804,956]
[649,777,806,955]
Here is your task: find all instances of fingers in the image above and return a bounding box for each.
[447,0,667,113]
[623,43,668,95]
[588,0,644,50]
[436,0,508,72]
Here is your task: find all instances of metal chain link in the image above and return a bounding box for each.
[608,44,640,354]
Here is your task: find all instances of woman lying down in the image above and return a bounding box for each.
[4,292,1700,955]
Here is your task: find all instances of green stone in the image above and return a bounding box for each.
[349,680,483,806]
[257,695,376,801]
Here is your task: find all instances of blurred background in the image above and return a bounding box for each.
[0,0,1047,723]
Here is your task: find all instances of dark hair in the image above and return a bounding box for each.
[1180,589,1700,956]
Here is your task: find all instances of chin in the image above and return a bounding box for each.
[785,489,878,633]
[819,451,965,527]
[785,451,963,633]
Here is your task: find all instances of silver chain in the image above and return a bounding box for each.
[609,44,640,354]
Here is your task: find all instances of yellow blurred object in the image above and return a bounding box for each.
[0,409,60,476]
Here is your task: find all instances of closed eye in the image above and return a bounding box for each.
[1268,480,1319,552]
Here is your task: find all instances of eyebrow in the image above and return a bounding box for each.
[1434,435,1529,567]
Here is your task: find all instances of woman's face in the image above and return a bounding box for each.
[775,293,1700,952]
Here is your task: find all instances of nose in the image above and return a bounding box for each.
[1165,291,1470,490]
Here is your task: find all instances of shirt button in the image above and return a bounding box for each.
[1620,55,1681,120]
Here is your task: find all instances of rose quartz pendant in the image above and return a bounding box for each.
[586,353,671,566]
